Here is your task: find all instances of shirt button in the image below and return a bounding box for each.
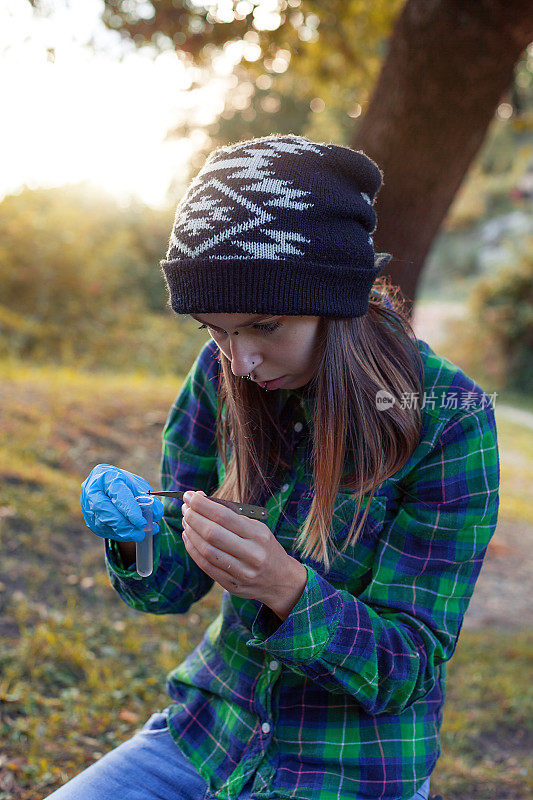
[294,422,303,433]
[281,483,289,493]
[269,660,279,671]
[261,722,271,734]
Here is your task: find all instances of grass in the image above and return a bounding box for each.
[434,629,533,799]
[1,587,223,797]
[494,414,533,526]
[0,356,532,799]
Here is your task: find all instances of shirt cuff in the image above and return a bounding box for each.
[246,564,342,661]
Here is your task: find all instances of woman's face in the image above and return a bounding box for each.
[190,313,322,390]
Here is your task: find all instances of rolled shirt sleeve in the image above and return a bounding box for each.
[104,340,222,614]
[247,405,500,715]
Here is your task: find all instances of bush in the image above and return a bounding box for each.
[440,238,533,395]
[0,184,198,371]
[470,238,533,393]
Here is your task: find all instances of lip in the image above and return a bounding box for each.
[261,375,287,390]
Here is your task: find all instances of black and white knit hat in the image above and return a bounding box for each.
[161,133,391,318]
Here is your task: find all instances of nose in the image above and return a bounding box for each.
[229,339,262,378]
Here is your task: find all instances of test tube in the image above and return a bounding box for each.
[135,494,155,577]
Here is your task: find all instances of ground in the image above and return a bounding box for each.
[0,302,531,799]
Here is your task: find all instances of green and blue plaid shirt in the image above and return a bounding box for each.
[105,336,500,800]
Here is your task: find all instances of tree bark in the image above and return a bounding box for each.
[354,0,533,315]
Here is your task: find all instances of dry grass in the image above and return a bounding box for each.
[0,357,531,799]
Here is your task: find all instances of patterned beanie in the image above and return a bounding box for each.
[160,133,391,318]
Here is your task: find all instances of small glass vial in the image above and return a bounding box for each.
[135,494,155,577]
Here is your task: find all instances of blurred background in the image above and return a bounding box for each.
[0,2,532,798]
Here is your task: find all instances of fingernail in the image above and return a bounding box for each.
[184,491,193,503]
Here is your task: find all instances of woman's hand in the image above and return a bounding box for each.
[181,491,308,620]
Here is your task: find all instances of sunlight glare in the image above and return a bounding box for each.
[0,0,238,208]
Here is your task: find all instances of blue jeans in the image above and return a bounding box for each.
[43,710,432,800]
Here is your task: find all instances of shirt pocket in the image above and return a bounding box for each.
[296,490,388,589]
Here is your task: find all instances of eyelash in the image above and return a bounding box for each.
[197,322,282,336]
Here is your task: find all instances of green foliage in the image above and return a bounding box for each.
[469,240,533,394]
[0,183,208,372]
[0,184,138,317]
[213,0,403,147]
[86,0,533,186]
[431,240,533,399]
[94,0,403,99]
[419,105,533,303]
[90,0,404,176]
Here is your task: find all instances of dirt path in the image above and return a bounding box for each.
[496,404,533,431]
[412,299,533,630]
[463,517,533,630]
[464,400,533,631]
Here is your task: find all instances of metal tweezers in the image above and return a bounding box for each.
[147,490,269,522]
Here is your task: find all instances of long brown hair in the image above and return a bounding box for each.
[210,275,424,571]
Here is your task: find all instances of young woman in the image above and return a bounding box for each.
[58,134,499,800]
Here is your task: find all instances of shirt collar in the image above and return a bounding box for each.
[278,385,316,426]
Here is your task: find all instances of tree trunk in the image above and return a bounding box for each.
[354,0,533,316]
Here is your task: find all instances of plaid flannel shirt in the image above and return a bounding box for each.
[105,334,499,800]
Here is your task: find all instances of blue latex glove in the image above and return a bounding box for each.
[80,463,164,543]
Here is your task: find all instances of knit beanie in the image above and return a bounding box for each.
[160,133,391,318]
